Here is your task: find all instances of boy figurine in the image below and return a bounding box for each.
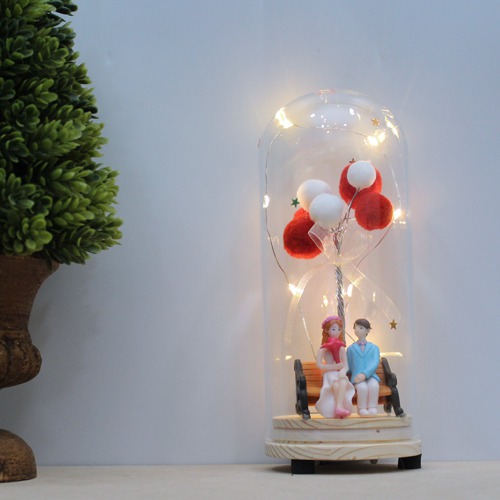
[347,319,380,416]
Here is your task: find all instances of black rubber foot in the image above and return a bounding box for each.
[398,454,422,470]
[291,459,315,474]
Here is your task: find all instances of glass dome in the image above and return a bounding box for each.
[259,89,421,472]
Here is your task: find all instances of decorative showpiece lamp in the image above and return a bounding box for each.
[259,89,421,473]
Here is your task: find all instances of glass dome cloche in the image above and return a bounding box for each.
[259,89,421,473]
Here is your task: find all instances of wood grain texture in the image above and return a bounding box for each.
[265,439,422,461]
[267,412,421,461]
[0,430,36,482]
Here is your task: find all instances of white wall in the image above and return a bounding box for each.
[0,0,498,465]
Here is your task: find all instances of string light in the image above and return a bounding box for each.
[288,283,303,297]
[275,108,294,129]
[366,129,387,147]
[393,208,407,225]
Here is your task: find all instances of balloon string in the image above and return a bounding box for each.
[332,188,359,341]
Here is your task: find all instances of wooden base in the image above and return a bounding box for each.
[0,430,37,482]
[266,412,421,471]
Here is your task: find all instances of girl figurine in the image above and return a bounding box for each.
[315,316,355,418]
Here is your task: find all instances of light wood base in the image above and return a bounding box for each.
[266,413,421,464]
[266,439,422,462]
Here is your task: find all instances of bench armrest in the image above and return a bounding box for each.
[294,359,311,420]
[381,357,405,417]
[381,357,398,387]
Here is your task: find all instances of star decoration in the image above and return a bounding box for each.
[389,319,398,330]
[291,198,299,207]
[371,118,380,126]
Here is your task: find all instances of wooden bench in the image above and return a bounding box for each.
[294,357,404,419]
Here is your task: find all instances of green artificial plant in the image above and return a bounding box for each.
[0,0,122,264]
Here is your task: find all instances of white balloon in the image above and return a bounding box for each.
[297,179,332,210]
[347,161,376,189]
[309,193,344,229]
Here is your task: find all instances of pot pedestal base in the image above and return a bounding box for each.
[0,430,36,482]
[0,255,59,482]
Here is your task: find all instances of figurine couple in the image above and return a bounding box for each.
[315,316,380,419]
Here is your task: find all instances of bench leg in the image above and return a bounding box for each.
[398,454,422,470]
[390,387,405,416]
[291,459,315,474]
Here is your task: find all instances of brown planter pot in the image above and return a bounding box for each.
[0,254,59,482]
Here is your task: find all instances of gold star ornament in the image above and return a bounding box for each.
[371,118,380,126]
[389,319,398,330]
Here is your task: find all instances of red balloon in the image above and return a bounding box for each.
[354,192,393,231]
[283,208,322,259]
[339,162,382,208]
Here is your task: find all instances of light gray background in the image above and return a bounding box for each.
[0,0,498,465]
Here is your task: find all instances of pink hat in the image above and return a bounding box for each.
[322,315,342,328]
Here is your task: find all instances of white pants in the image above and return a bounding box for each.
[355,378,379,409]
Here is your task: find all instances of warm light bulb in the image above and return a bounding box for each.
[288,283,303,297]
[366,129,386,147]
[263,194,270,208]
[275,108,294,129]
[393,208,407,225]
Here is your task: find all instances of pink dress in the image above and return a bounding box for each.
[315,338,355,418]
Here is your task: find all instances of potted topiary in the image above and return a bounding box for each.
[0,0,122,481]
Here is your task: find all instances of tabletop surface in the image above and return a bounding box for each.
[0,461,498,499]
